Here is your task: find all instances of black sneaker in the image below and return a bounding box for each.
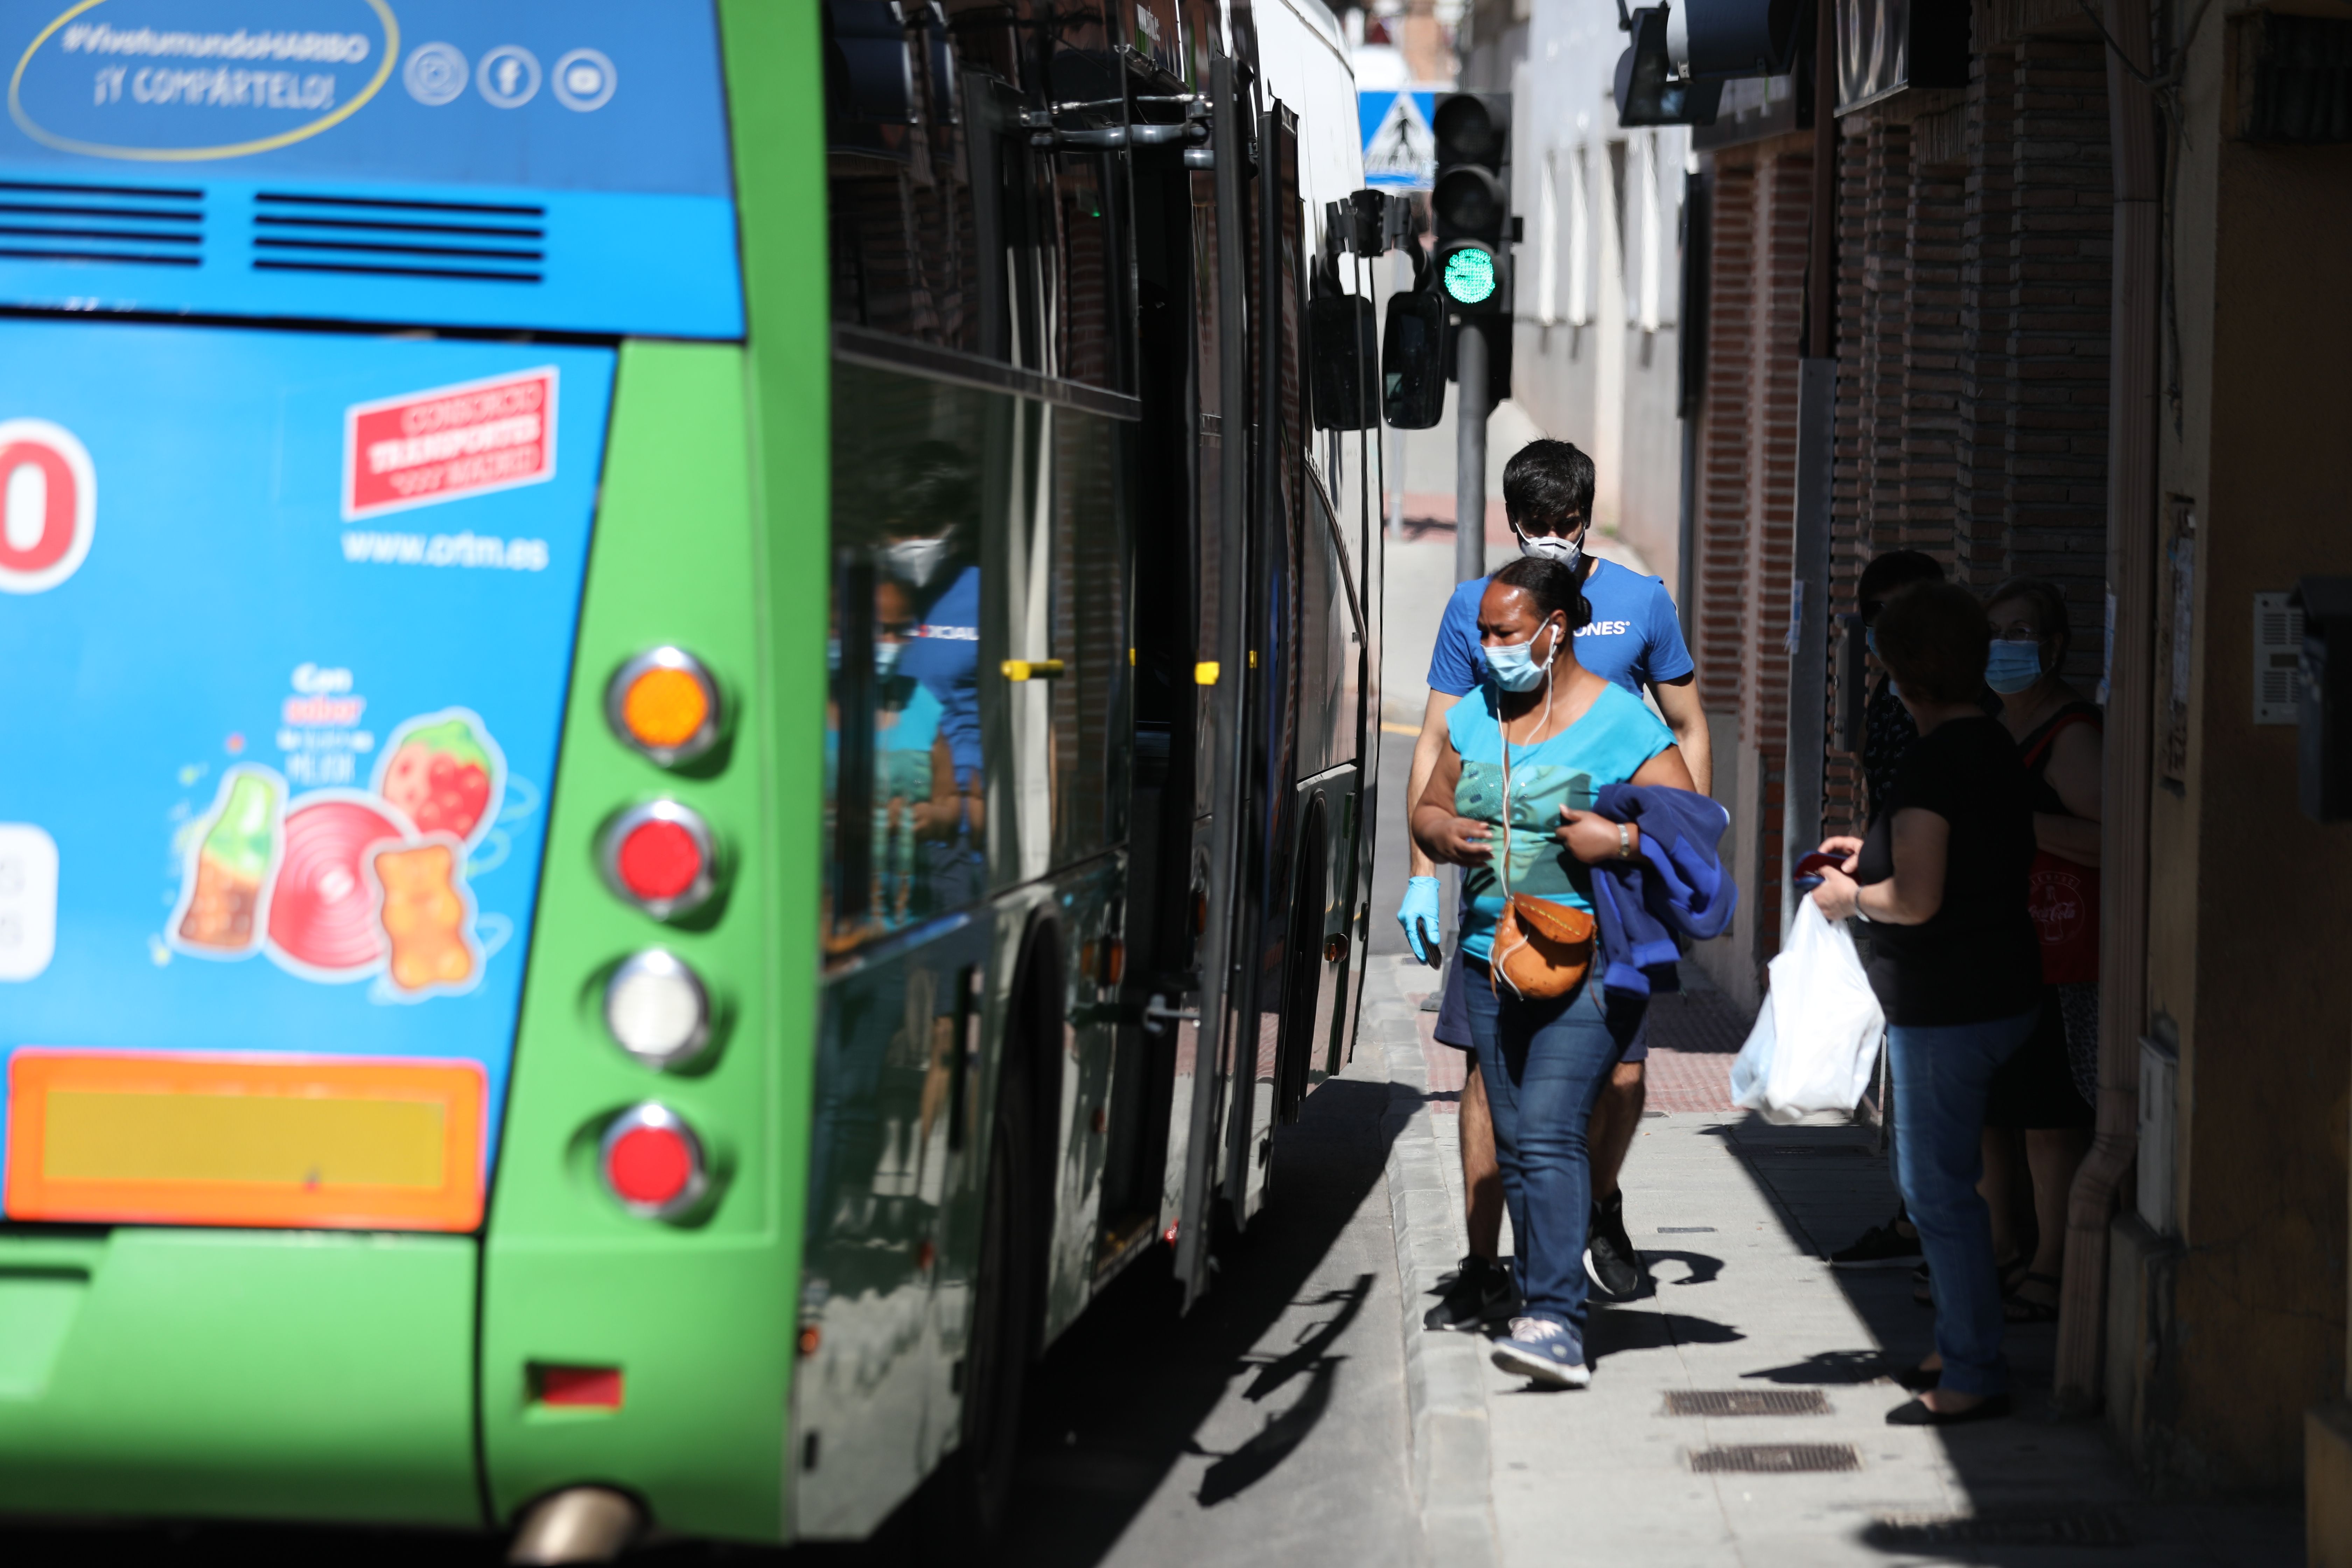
[1423,1254,1516,1331]
[1586,1190,1647,1301]
[1826,1211,1923,1269]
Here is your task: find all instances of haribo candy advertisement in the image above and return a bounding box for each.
[0,316,615,1182]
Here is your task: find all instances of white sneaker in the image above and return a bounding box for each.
[1490,1316,1592,1389]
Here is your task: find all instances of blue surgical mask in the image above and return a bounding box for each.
[1985,638,2044,694]
[876,641,904,677]
[1865,626,1878,658]
[1485,623,1559,693]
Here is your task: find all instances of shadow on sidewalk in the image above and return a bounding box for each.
[1709,1114,2301,1564]
[988,1075,1406,1566]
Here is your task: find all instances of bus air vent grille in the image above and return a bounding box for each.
[0,178,202,268]
[251,191,544,285]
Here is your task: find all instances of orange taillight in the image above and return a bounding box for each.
[625,667,708,748]
[607,648,721,765]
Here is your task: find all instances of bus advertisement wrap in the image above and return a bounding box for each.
[0,316,614,1230]
[0,0,742,336]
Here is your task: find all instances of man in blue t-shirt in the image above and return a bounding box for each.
[1404,439,1713,1328]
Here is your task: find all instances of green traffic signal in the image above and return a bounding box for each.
[1442,246,1497,305]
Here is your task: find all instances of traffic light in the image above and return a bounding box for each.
[1429,92,1511,315]
[1666,0,1809,80]
[1615,7,1724,125]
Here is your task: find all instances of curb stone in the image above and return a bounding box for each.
[1365,960,1499,1568]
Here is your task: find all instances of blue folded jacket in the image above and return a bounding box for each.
[1588,784,1739,999]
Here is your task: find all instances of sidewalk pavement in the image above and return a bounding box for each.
[1361,952,2302,1567]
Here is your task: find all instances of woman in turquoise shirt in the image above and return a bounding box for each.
[1412,555,1694,1388]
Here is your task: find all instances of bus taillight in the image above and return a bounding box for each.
[598,801,717,919]
[607,647,721,765]
[600,1103,708,1219]
[604,949,713,1069]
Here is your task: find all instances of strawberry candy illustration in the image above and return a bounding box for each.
[374,712,503,847]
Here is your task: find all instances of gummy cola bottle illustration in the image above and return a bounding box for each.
[176,769,284,953]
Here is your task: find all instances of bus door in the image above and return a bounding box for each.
[1222,102,1305,1230]
[1171,54,1254,1305]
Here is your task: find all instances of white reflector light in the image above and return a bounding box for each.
[603,950,713,1070]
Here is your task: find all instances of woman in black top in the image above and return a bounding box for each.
[1825,550,1948,1270]
[1809,580,2043,1426]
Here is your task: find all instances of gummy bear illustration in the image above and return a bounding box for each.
[374,712,504,846]
[373,840,478,995]
[173,768,284,955]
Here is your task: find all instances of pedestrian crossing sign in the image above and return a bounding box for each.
[1359,90,1438,190]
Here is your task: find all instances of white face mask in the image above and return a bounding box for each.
[1515,528,1582,571]
[884,537,952,589]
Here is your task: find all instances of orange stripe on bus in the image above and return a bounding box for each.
[5,1050,485,1232]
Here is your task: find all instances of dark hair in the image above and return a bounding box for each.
[1857,550,1943,614]
[1489,555,1592,631]
[888,440,978,535]
[1874,580,1990,706]
[1501,440,1597,533]
[1984,574,2072,660]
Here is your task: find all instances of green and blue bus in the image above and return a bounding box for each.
[0,0,1382,1552]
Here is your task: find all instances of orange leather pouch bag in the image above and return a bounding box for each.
[1486,715,1596,1001]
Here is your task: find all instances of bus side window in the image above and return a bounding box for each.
[1048,407,1129,866]
[826,2,965,349]
[1049,152,1124,392]
[828,363,992,945]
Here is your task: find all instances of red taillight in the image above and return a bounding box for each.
[598,802,716,919]
[533,1364,624,1409]
[618,819,700,899]
[599,1103,708,1219]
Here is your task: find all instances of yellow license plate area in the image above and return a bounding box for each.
[7,1051,484,1231]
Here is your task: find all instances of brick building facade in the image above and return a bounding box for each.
[1678,0,2352,1517]
[1684,29,2117,1006]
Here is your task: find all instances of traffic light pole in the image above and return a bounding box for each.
[1454,318,1489,585]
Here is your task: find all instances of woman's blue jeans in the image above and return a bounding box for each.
[1462,961,1645,1337]
[1888,1008,2040,1397]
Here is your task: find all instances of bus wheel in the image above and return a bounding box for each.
[950,1026,1041,1545]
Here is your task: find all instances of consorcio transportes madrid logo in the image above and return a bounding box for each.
[343,366,558,521]
[0,418,96,595]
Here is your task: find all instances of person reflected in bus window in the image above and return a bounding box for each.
[874,577,944,927]
[883,442,985,908]
[1409,439,1706,1330]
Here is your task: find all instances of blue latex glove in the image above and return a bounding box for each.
[1397,876,1443,966]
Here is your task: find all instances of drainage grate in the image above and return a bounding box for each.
[1657,1225,1716,1233]
[1688,1443,1858,1474]
[1666,1388,1828,1417]
[1867,1512,2132,1548]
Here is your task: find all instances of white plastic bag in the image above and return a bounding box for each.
[1728,899,1886,1124]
